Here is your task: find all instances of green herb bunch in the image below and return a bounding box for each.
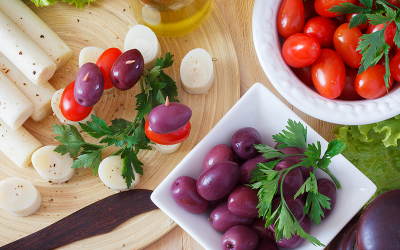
[329,0,400,90]
[53,53,178,189]
[249,120,346,247]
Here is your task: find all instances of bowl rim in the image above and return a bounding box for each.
[252,0,400,125]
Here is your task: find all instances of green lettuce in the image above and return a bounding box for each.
[30,0,96,8]
[333,114,400,199]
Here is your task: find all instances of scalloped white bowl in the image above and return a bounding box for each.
[151,83,376,250]
[252,0,400,125]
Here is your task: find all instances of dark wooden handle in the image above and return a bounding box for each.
[1,189,158,250]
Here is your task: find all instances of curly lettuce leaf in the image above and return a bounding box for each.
[30,0,96,8]
[61,0,96,8]
[333,120,400,200]
[30,0,58,7]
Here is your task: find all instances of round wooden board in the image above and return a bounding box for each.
[0,0,240,249]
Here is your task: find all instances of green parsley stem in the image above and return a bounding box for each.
[139,77,145,92]
[321,167,341,189]
[380,0,400,10]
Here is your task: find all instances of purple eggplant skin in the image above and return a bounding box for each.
[357,189,400,250]
[329,215,360,250]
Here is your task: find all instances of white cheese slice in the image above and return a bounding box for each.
[124,24,161,69]
[0,177,42,217]
[154,143,181,154]
[98,156,140,192]
[31,146,75,184]
[180,48,215,94]
[79,47,105,68]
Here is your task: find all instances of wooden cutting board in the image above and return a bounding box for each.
[0,0,240,249]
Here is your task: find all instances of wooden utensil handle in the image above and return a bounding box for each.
[1,189,158,250]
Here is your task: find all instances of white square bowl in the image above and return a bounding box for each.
[151,83,377,250]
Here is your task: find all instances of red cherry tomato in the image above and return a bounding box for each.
[311,49,346,99]
[145,119,191,145]
[355,65,393,99]
[60,81,93,122]
[96,48,123,90]
[366,22,396,49]
[389,52,400,82]
[346,13,369,30]
[387,0,400,9]
[331,15,347,26]
[277,0,305,38]
[291,66,313,86]
[395,45,400,54]
[303,17,338,48]
[333,23,363,68]
[338,67,362,100]
[378,48,395,66]
[304,0,318,22]
[314,0,356,17]
[282,33,321,68]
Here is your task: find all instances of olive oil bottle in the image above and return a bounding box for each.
[128,0,212,37]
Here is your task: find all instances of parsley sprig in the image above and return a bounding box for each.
[329,0,400,90]
[249,119,346,246]
[53,52,179,188]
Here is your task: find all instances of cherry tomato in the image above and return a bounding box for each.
[291,66,313,86]
[395,45,400,54]
[96,48,123,90]
[346,13,369,30]
[355,65,393,99]
[338,67,362,100]
[366,22,396,49]
[304,0,318,21]
[282,33,321,68]
[303,17,338,48]
[333,23,363,68]
[389,52,400,82]
[145,119,191,145]
[60,81,93,122]
[315,0,356,17]
[331,15,347,26]
[277,0,305,38]
[387,0,400,9]
[378,48,395,66]
[311,49,346,99]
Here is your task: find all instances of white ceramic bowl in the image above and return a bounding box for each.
[151,83,376,250]
[252,0,400,125]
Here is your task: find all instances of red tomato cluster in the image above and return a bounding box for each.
[278,0,397,100]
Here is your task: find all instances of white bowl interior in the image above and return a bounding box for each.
[252,0,400,125]
[151,83,376,250]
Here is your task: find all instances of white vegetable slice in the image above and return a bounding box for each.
[154,143,181,154]
[0,118,42,168]
[0,0,73,70]
[31,146,75,184]
[0,177,42,217]
[79,47,105,68]
[180,48,215,94]
[51,89,95,132]
[124,24,161,69]
[98,156,140,192]
[0,53,56,122]
[0,71,34,130]
[0,10,57,85]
